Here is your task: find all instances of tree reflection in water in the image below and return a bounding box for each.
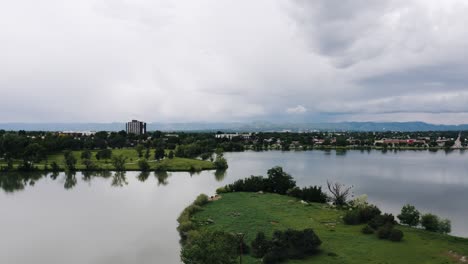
[111,172,128,187]
[214,169,227,182]
[155,171,170,186]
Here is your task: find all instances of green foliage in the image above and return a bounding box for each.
[251,232,271,258]
[377,224,393,239]
[135,144,145,158]
[111,155,127,171]
[398,204,420,227]
[287,186,328,203]
[137,159,150,172]
[193,194,209,206]
[154,147,165,160]
[168,150,174,159]
[265,166,296,194]
[50,161,60,172]
[389,229,404,242]
[80,149,92,160]
[63,150,77,171]
[361,225,374,234]
[343,204,382,225]
[181,230,238,264]
[421,214,440,232]
[214,155,229,170]
[421,214,451,234]
[343,210,361,225]
[96,149,112,160]
[369,214,396,229]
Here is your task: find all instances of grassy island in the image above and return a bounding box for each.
[186,192,468,263]
[0,148,215,172]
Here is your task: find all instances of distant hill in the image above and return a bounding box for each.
[2,121,468,132]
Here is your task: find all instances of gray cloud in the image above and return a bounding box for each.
[1,0,468,124]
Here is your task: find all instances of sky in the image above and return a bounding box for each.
[1,0,468,124]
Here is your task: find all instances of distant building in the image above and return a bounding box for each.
[215,133,251,140]
[126,120,146,135]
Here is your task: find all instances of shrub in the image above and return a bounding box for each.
[265,167,296,194]
[181,230,238,264]
[377,224,393,239]
[51,161,60,172]
[251,232,271,258]
[369,214,395,229]
[358,205,381,223]
[216,186,229,194]
[389,229,404,242]
[438,219,451,234]
[397,204,420,227]
[214,155,228,170]
[343,210,361,225]
[288,186,328,203]
[361,225,374,234]
[193,194,209,206]
[421,213,440,232]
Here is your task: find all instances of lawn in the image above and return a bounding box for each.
[0,148,215,171]
[192,192,468,264]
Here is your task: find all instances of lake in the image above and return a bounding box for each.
[1,150,467,264]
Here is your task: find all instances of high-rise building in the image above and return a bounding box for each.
[126,120,146,135]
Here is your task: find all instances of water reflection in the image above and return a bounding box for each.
[214,169,227,181]
[155,171,170,186]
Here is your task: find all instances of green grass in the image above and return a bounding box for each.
[0,148,215,171]
[191,192,468,264]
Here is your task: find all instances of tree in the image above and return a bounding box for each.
[214,155,228,170]
[154,147,165,161]
[144,148,150,159]
[168,150,174,159]
[181,231,238,264]
[327,180,352,206]
[265,166,295,194]
[23,143,46,163]
[251,232,270,258]
[82,158,97,170]
[63,150,77,171]
[96,149,112,160]
[138,159,150,171]
[397,204,420,227]
[421,214,440,232]
[135,144,145,158]
[112,155,127,171]
[81,149,92,160]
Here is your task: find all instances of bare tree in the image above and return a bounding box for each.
[327,180,353,206]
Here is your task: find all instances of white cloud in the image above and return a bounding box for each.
[286,105,307,114]
[1,0,468,124]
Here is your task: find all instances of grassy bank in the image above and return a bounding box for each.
[0,148,215,172]
[189,192,468,263]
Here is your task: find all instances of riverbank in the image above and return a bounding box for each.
[0,149,215,172]
[184,192,468,263]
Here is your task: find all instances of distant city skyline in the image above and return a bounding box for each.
[2,1,468,124]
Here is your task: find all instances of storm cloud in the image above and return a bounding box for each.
[1,0,468,124]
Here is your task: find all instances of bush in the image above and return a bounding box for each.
[438,219,451,234]
[251,232,271,258]
[389,229,404,242]
[421,213,439,232]
[358,205,381,223]
[361,225,374,234]
[343,210,361,225]
[377,224,393,239]
[181,231,238,264]
[214,155,228,170]
[287,186,328,203]
[216,186,229,194]
[369,214,396,229]
[193,194,209,206]
[421,214,451,234]
[397,204,420,227]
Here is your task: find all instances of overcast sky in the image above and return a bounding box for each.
[2,0,468,124]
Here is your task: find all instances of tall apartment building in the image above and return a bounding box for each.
[126,120,147,135]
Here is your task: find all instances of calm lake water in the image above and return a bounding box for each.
[1,150,467,264]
